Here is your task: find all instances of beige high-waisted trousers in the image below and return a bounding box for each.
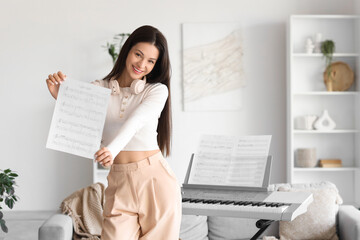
[101,151,182,240]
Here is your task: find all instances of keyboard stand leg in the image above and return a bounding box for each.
[250,219,275,240]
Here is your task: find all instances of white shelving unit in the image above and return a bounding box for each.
[287,15,360,206]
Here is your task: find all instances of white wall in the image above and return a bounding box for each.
[0,0,356,210]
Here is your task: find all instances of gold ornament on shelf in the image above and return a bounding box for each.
[323,61,354,91]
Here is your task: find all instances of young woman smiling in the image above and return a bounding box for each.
[45,25,181,240]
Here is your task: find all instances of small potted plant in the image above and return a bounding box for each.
[0,169,19,233]
[103,33,130,65]
[321,40,335,91]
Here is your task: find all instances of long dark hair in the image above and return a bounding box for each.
[103,25,172,156]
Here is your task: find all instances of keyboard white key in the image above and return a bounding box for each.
[182,199,289,220]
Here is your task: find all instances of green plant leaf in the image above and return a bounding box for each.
[103,33,130,65]
[9,173,18,177]
[4,169,11,174]
[0,219,8,233]
[0,211,3,219]
[321,40,335,68]
[8,199,14,209]
[4,198,14,209]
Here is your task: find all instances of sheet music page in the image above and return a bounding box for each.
[188,135,271,187]
[46,79,111,159]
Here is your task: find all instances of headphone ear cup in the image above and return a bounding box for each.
[130,79,146,94]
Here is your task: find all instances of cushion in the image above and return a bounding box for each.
[208,217,259,240]
[278,181,343,240]
[180,215,208,240]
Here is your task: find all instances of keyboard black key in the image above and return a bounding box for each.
[243,201,252,206]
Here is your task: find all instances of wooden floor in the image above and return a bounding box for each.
[0,211,56,240]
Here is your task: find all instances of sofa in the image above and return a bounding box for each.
[39,182,360,240]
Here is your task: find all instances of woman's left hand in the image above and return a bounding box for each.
[94,147,114,167]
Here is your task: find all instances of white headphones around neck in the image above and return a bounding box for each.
[130,76,146,95]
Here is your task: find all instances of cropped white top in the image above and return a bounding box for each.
[92,79,168,158]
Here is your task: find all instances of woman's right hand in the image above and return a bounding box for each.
[46,71,67,100]
[94,147,114,167]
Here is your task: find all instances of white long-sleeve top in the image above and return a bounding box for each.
[92,79,168,158]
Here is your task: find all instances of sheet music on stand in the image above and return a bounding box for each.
[188,135,272,187]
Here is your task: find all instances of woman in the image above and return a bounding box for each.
[45,25,182,240]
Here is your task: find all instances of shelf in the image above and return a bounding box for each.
[294,129,358,134]
[291,15,360,20]
[293,91,358,96]
[292,53,359,57]
[294,167,359,172]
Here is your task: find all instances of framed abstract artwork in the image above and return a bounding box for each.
[182,22,246,111]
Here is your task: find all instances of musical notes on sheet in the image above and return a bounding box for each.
[188,135,271,187]
[46,79,111,159]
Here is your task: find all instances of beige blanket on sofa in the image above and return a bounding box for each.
[60,182,105,240]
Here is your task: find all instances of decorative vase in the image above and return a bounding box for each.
[295,148,317,167]
[305,38,314,54]
[324,65,335,92]
[294,115,318,130]
[313,110,336,130]
[314,33,322,53]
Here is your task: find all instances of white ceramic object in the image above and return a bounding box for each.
[313,110,336,130]
[314,33,322,53]
[305,38,314,54]
[294,115,318,130]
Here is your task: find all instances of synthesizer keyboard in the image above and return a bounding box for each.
[182,188,313,221]
[182,154,313,221]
